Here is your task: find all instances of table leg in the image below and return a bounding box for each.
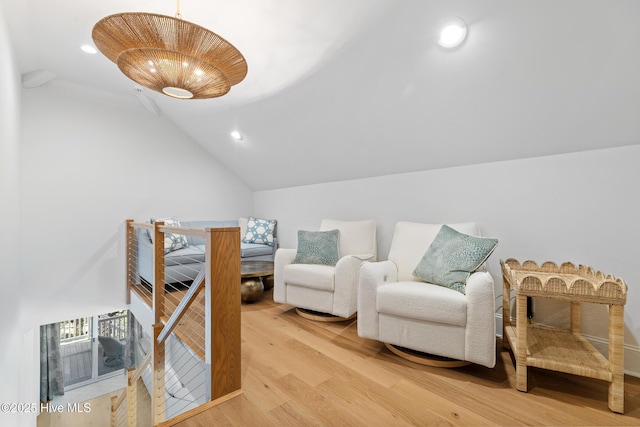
[608,304,624,413]
[515,294,528,392]
[570,301,581,333]
[502,276,511,350]
[263,274,274,291]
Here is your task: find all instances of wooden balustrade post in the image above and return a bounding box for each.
[152,322,166,425]
[126,368,137,427]
[205,227,241,401]
[153,221,165,323]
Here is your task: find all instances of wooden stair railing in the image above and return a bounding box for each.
[157,268,206,344]
[110,355,158,427]
[110,366,146,426]
[125,220,242,425]
[110,384,127,427]
[202,225,242,401]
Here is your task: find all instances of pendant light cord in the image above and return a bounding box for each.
[175,0,182,19]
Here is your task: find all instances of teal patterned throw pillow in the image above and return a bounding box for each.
[150,217,189,254]
[243,217,277,246]
[293,229,340,266]
[413,225,498,294]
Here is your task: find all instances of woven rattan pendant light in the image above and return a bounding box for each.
[92,0,247,99]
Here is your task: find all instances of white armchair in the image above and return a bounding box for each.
[357,221,497,368]
[274,219,377,320]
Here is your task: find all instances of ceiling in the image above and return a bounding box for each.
[3,0,640,190]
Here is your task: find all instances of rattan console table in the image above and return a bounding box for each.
[501,258,628,413]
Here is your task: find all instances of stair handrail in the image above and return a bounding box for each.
[128,351,152,386]
[110,389,127,427]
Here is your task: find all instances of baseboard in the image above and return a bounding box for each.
[495,314,640,378]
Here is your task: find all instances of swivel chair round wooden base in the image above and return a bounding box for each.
[384,343,470,368]
[295,308,356,323]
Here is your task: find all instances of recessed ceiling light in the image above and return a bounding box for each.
[438,18,468,48]
[81,44,97,54]
[230,131,243,141]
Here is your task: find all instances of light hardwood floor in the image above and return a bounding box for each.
[168,288,640,427]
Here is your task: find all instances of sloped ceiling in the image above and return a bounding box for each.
[3,0,640,190]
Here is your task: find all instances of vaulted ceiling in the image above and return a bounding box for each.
[3,0,640,190]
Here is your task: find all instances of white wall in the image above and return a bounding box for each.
[12,79,253,425]
[0,5,29,427]
[20,80,253,321]
[254,145,640,375]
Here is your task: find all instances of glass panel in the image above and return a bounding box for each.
[97,310,128,376]
[46,310,130,393]
[59,317,93,387]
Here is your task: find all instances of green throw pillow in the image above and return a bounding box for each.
[293,229,340,266]
[243,217,277,246]
[412,225,498,294]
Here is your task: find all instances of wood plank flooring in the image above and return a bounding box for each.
[170,288,640,427]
